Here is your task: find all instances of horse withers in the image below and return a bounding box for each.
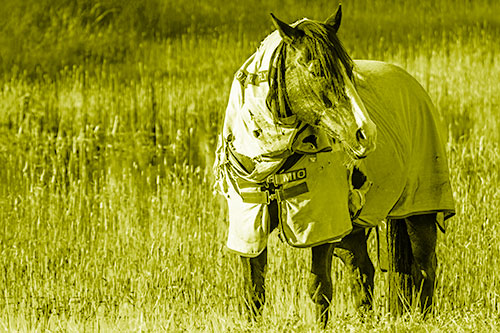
[214,4,455,327]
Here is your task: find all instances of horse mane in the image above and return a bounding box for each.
[295,19,354,96]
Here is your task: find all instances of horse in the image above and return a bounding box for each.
[214,5,455,327]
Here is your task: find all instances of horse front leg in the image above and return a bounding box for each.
[240,250,267,319]
[333,227,374,312]
[239,200,279,320]
[309,243,334,327]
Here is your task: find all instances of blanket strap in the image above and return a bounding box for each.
[275,183,309,201]
[239,183,309,204]
[234,153,309,204]
[239,188,271,204]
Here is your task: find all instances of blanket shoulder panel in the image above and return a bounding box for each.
[353,60,455,226]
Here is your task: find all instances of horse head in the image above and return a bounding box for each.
[270,5,376,159]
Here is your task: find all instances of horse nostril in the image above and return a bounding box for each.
[322,94,333,108]
[356,128,366,142]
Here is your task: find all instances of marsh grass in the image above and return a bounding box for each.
[0,0,499,331]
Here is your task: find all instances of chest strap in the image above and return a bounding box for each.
[239,182,309,204]
[233,153,308,204]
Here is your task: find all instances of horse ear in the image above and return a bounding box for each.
[324,4,342,32]
[270,13,302,44]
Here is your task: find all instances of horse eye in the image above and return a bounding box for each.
[307,61,322,77]
[322,94,333,108]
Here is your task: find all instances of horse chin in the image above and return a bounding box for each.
[354,153,368,160]
[343,143,371,160]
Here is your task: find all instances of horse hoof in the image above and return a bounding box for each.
[315,303,330,328]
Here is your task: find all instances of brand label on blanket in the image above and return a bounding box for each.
[269,168,307,185]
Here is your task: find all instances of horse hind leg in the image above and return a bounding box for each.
[406,213,437,315]
[333,227,375,313]
[387,218,414,315]
[387,214,437,316]
[309,243,334,327]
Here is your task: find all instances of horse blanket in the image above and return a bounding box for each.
[352,60,455,226]
[215,29,455,257]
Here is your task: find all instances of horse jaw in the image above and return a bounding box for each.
[317,87,376,159]
[344,76,377,158]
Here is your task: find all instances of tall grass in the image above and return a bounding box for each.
[0,0,499,331]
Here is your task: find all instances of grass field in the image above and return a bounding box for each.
[0,0,499,331]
